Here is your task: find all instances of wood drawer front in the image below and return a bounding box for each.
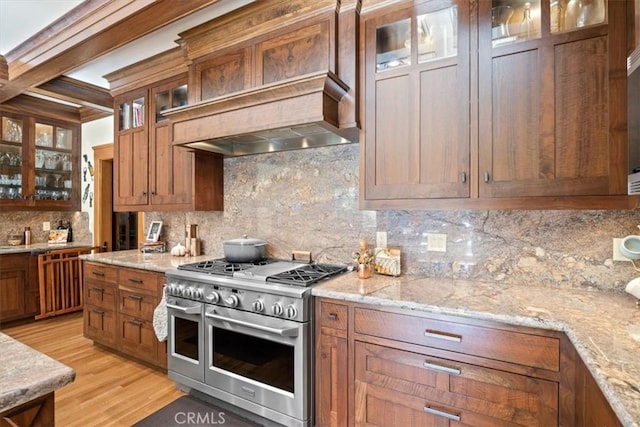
[84,304,117,346]
[119,268,161,293]
[119,313,158,363]
[318,301,348,330]
[84,283,117,309]
[355,341,558,426]
[119,289,157,319]
[84,262,117,284]
[354,308,560,371]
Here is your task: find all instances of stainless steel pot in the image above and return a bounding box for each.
[223,236,267,262]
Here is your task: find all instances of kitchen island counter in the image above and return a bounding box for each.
[313,274,640,426]
[0,242,95,255]
[0,332,75,413]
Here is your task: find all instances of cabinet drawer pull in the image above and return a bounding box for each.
[327,313,337,321]
[92,286,104,292]
[128,295,143,301]
[128,278,144,284]
[91,308,105,315]
[423,361,461,375]
[128,319,144,327]
[91,271,105,277]
[423,406,460,422]
[483,171,490,183]
[460,172,466,183]
[424,329,462,342]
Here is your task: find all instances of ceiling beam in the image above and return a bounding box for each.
[34,76,113,111]
[0,0,221,103]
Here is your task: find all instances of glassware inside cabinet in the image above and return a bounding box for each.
[376,18,411,71]
[119,101,131,130]
[155,90,170,122]
[56,127,72,149]
[2,117,23,143]
[559,0,605,33]
[0,143,23,200]
[35,123,54,147]
[492,0,541,46]
[417,6,458,63]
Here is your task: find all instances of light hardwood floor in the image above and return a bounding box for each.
[2,312,184,426]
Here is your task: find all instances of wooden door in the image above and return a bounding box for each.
[0,254,28,322]
[363,1,471,202]
[478,0,628,198]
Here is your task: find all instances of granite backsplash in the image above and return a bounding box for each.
[0,211,90,246]
[144,144,640,293]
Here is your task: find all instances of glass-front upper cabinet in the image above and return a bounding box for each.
[154,84,187,123]
[491,0,606,47]
[0,116,24,201]
[375,3,459,71]
[34,122,74,202]
[118,96,145,131]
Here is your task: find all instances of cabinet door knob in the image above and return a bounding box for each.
[460,172,467,183]
[483,171,490,183]
[142,191,147,196]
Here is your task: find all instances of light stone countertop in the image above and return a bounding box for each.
[0,242,95,255]
[79,252,640,425]
[79,249,214,272]
[0,333,75,412]
[312,273,640,427]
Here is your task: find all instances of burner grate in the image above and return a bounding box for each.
[267,264,348,286]
[178,258,275,276]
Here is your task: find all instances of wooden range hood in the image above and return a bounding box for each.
[165,0,360,157]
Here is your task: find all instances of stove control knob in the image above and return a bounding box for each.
[271,302,283,316]
[177,285,186,296]
[252,300,264,313]
[206,292,220,303]
[183,287,193,298]
[225,294,239,308]
[166,284,177,295]
[191,288,203,300]
[285,305,298,319]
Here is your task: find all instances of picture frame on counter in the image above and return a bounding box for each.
[145,221,163,242]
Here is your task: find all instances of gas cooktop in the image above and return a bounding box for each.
[177,258,348,287]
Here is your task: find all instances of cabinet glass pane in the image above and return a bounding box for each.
[0,143,22,200]
[552,0,605,33]
[418,6,458,63]
[155,90,170,122]
[172,85,188,108]
[34,148,71,201]
[119,101,131,130]
[1,117,22,143]
[35,123,54,147]
[492,0,541,46]
[56,127,72,150]
[132,97,145,128]
[376,19,411,71]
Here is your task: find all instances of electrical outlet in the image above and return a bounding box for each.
[613,238,631,261]
[376,231,388,249]
[43,221,50,231]
[426,233,447,252]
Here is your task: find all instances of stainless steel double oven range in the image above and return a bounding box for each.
[165,258,348,427]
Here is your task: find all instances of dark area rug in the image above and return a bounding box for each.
[133,395,262,427]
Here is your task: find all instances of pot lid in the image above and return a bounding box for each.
[224,236,267,246]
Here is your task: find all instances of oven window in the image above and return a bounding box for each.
[212,327,294,393]
[174,317,199,361]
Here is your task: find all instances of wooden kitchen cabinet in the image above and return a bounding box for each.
[83,261,167,369]
[0,112,80,211]
[360,0,635,210]
[0,252,37,324]
[108,51,223,212]
[315,300,349,427]
[315,297,623,426]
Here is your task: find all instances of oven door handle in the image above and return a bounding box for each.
[205,312,299,337]
[166,303,201,315]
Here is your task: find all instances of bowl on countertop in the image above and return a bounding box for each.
[7,234,23,246]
